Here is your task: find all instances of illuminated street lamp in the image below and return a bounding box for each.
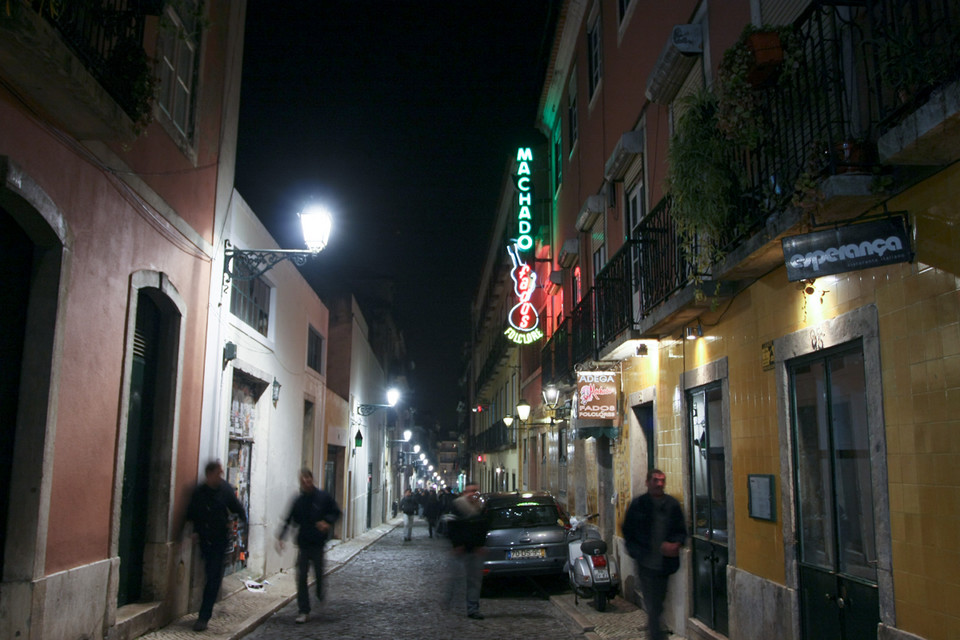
[357,387,401,416]
[516,399,531,422]
[223,203,333,286]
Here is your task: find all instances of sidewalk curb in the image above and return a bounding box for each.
[550,594,596,633]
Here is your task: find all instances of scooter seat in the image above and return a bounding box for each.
[580,539,607,555]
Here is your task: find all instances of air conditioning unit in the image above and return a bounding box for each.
[645,24,703,104]
[575,195,604,232]
[558,238,579,268]
[604,131,644,182]
[544,270,563,296]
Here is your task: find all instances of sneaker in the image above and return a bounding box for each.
[467,612,484,620]
[192,619,209,631]
[295,613,309,624]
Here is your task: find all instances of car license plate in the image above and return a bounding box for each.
[508,548,545,559]
[593,568,609,581]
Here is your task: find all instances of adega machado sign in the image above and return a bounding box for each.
[782,217,912,282]
[577,371,619,420]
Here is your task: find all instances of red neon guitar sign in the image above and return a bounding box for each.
[505,243,544,344]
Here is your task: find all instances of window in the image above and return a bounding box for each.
[553,123,563,193]
[587,14,603,98]
[627,179,646,294]
[567,73,579,149]
[307,326,324,373]
[593,244,607,278]
[573,265,582,303]
[617,0,632,24]
[158,0,202,139]
[230,273,271,337]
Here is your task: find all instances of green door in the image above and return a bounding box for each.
[117,294,160,605]
[689,383,728,635]
[790,343,880,639]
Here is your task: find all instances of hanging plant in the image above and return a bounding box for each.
[667,89,744,274]
[716,24,802,150]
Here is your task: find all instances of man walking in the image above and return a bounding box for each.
[183,460,247,632]
[277,468,341,624]
[399,488,418,541]
[622,469,687,640]
[447,481,487,619]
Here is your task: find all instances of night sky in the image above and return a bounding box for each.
[235,2,557,429]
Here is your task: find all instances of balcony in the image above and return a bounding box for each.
[541,314,571,385]
[0,1,157,140]
[476,419,515,453]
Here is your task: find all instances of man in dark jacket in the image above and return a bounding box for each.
[621,469,687,640]
[399,488,418,541]
[277,468,341,624]
[447,482,487,619]
[183,460,247,631]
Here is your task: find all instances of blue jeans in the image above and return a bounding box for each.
[198,542,227,622]
[463,551,483,614]
[403,513,414,539]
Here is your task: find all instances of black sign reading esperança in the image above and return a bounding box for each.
[782,217,912,282]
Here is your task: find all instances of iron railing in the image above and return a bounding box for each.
[594,240,639,348]
[36,0,157,121]
[570,289,595,364]
[541,314,572,385]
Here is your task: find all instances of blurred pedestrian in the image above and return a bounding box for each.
[447,481,487,619]
[277,468,341,624]
[399,488,418,541]
[437,486,455,536]
[622,469,687,640]
[424,488,440,538]
[183,460,247,632]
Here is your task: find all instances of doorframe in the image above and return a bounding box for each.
[681,356,734,637]
[774,303,894,631]
[110,271,186,603]
[0,158,69,640]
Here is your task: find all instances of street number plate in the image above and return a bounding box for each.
[509,548,546,559]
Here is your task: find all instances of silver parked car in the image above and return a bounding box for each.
[480,492,570,578]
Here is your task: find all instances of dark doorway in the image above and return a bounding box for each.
[790,342,879,639]
[688,383,729,636]
[0,209,33,581]
[117,293,162,605]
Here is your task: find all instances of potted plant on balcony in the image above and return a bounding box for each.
[667,89,744,277]
[717,24,801,150]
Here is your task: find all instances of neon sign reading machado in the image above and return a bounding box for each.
[504,243,543,345]
[516,147,533,253]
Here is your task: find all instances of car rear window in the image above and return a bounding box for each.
[486,504,565,529]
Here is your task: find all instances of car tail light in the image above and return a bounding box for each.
[590,554,607,568]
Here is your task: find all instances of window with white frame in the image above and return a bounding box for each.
[230,272,271,337]
[307,325,324,373]
[158,0,202,139]
[587,13,603,98]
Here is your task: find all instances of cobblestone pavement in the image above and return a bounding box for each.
[245,517,584,640]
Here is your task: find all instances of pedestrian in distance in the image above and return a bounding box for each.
[437,486,455,536]
[447,481,488,619]
[182,460,247,632]
[621,469,687,640]
[399,488,418,541]
[277,468,341,624]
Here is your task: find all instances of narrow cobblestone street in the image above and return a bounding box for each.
[245,518,584,640]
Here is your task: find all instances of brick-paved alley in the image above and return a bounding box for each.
[245,517,584,640]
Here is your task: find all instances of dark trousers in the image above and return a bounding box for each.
[639,567,670,640]
[198,542,227,622]
[296,544,325,614]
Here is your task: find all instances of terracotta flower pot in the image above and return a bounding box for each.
[746,32,784,87]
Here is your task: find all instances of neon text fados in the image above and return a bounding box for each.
[516,147,533,252]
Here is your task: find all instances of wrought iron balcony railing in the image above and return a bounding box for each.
[35,0,155,122]
[570,289,595,365]
[541,314,571,385]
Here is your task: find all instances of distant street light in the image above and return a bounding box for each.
[357,387,402,416]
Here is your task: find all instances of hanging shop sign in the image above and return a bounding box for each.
[576,371,619,420]
[781,217,912,282]
[504,243,543,345]
[515,147,534,253]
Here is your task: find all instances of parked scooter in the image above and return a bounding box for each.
[564,513,619,611]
